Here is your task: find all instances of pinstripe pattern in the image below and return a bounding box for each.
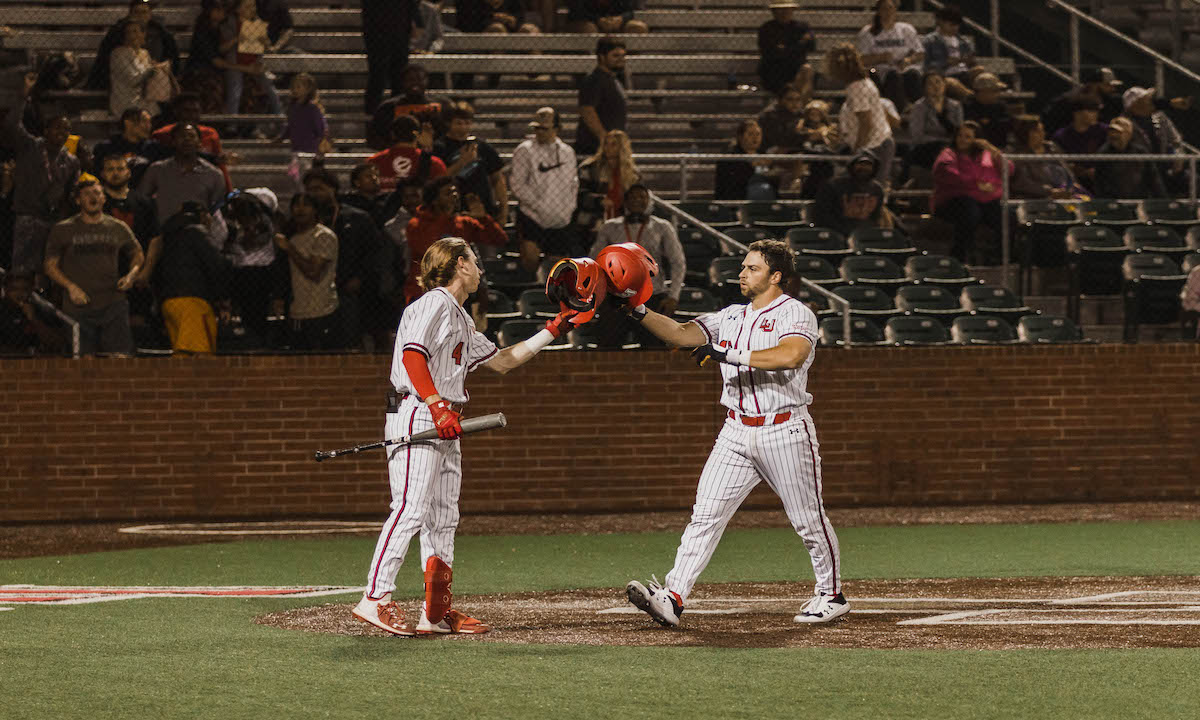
[366,286,496,598]
[389,287,498,403]
[665,296,841,601]
[691,297,819,414]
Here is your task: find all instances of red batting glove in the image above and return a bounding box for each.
[544,309,579,339]
[429,400,463,440]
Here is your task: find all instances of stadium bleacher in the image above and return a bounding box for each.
[1,0,1195,351]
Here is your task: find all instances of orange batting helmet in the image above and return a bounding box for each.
[545,257,607,323]
[596,242,659,307]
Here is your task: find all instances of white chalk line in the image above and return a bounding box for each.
[0,585,364,606]
[119,521,379,536]
[601,592,1200,626]
[599,607,749,616]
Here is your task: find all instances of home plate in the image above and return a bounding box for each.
[598,606,749,615]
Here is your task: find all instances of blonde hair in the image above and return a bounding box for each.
[586,129,640,192]
[804,99,831,123]
[418,237,472,291]
[290,72,324,113]
[824,42,867,85]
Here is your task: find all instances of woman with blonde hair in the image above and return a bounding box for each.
[826,41,894,184]
[578,129,641,226]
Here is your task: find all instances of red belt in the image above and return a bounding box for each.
[728,409,792,426]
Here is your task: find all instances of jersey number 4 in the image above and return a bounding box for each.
[451,342,464,365]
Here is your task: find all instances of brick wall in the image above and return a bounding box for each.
[2,344,1198,522]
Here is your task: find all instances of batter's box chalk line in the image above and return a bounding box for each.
[0,585,364,606]
[118,521,380,536]
[599,592,1200,626]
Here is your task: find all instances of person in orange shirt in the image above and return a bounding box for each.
[403,176,505,305]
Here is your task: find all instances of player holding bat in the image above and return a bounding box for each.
[353,237,599,636]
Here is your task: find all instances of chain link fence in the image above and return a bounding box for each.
[1,0,1197,355]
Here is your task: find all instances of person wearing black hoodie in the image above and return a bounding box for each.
[153,202,232,355]
[812,149,891,237]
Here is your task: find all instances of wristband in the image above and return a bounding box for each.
[519,328,555,355]
[629,304,648,322]
[725,348,750,366]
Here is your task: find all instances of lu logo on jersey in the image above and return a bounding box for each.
[758,319,776,332]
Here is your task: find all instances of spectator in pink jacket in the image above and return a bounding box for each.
[932,120,1012,263]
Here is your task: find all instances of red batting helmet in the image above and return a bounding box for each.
[596,242,659,307]
[545,257,607,323]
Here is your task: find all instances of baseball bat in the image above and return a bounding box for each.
[313,412,507,462]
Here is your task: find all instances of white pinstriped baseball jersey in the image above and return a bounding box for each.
[691,295,819,415]
[389,287,497,403]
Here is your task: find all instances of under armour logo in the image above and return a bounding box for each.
[788,429,800,435]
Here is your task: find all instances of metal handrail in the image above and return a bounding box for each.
[0,268,80,357]
[921,0,1074,85]
[649,191,854,348]
[29,294,80,358]
[1046,0,1200,91]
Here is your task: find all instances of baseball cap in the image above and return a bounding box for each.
[528,107,557,130]
[972,72,1007,92]
[1123,86,1155,109]
[1082,67,1122,86]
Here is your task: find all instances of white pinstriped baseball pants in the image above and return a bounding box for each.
[363,396,462,599]
[664,413,842,601]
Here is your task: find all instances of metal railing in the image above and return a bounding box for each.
[649,190,855,347]
[0,268,80,358]
[1046,0,1200,92]
[920,0,1074,86]
[31,294,81,358]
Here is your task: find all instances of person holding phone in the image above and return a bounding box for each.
[433,102,508,226]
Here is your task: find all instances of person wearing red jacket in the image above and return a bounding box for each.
[932,120,1013,263]
[403,176,506,304]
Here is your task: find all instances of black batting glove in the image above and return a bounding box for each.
[691,344,749,367]
[691,344,726,367]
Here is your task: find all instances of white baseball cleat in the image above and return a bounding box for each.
[793,592,850,623]
[351,594,417,636]
[626,576,684,627]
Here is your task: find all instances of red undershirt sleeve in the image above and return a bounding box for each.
[402,348,439,401]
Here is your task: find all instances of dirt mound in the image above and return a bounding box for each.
[255,576,1200,649]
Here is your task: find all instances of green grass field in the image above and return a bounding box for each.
[3,520,1199,719]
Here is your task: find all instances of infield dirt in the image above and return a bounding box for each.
[256,576,1200,650]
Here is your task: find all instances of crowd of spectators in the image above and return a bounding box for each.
[4,1,1200,357]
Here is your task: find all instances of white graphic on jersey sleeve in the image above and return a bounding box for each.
[780,303,818,345]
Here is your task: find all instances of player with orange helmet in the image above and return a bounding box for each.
[596,242,659,309]
[545,256,608,324]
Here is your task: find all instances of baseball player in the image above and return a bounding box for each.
[622,239,848,625]
[353,237,586,636]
